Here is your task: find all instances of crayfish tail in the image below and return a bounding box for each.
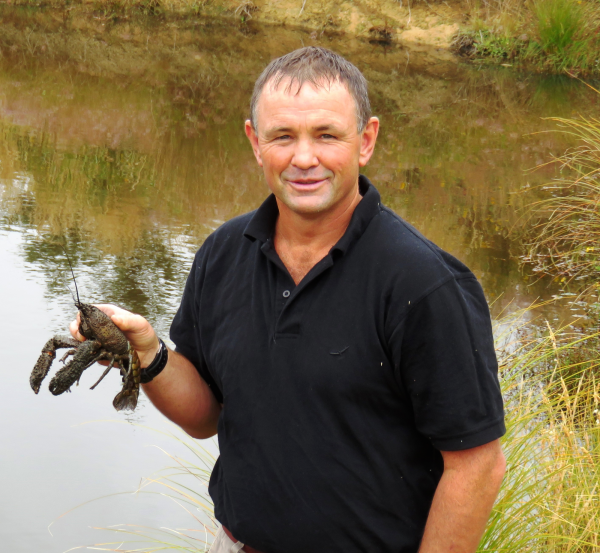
[113,389,138,411]
[113,347,141,412]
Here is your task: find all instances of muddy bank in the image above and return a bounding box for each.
[0,0,466,49]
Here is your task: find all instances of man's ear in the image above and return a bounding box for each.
[245,120,263,167]
[358,117,380,167]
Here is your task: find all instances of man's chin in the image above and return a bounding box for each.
[284,198,332,215]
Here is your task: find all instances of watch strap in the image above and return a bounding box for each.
[140,338,169,384]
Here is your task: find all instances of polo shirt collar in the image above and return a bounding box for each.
[243,175,381,255]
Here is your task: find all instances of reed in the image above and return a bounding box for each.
[522,112,600,296]
[480,316,600,551]
[455,0,600,75]
[534,0,585,55]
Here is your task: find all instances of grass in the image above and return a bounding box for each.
[521,109,600,297]
[62,426,219,552]
[534,0,584,54]
[454,0,600,75]
[480,315,600,551]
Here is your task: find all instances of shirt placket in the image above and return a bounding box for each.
[260,238,338,339]
[275,271,293,319]
[260,239,296,338]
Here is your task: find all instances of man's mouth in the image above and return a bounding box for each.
[286,177,329,188]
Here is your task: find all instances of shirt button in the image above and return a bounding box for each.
[283,290,290,298]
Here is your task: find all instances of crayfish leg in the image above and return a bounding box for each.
[59,349,77,363]
[30,335,81,394]
[90,358,117,390]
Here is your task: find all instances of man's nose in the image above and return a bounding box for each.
[291,138,319,170]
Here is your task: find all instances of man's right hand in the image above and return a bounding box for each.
[70,303,221,439]
[69,304,159,368]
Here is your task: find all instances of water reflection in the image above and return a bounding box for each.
[1,28,598,323]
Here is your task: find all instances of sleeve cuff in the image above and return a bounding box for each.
[430,418,506,451]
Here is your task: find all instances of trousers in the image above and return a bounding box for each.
[208,527,245,553]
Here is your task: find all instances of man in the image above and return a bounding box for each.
[73,47,506,552]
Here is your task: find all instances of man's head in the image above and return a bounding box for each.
[245,47,379,218]
[250,47,371,133]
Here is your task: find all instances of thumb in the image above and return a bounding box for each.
[111,314,126,328]
[110,313,156,349]
[111,313,146,332]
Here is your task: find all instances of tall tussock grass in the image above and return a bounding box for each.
[457,0,600,75]
[523,111,600,295]
[534,0,584,54]
[480,317,600,551]
[67,431,219,552]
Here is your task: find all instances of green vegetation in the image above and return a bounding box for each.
[481,318,600,551]
[454,0,600,75]
[522,105,600,298]
[535,0,583,54]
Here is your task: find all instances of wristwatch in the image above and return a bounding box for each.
[139,338,169,384]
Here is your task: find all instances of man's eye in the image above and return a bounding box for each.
[275,135,291,140]
[321,134,336,139]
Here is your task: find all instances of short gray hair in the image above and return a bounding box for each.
[250,46,371,132]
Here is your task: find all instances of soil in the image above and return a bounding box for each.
[241,0,465,49]
[0,0,467,50]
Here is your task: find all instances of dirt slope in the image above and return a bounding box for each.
[217,0,464,48]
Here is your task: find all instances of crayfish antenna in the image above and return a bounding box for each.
[62,247,82,308]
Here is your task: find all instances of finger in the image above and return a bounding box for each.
[93,303,120,318]
[111,312,148,333]
[110,312,158,355]
[69,314,85,341]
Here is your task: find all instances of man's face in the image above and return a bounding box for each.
[245,78,379,217]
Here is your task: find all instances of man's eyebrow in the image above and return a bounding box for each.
[314,125,337,132]
[266,126,294,135]
[265,124,339,134]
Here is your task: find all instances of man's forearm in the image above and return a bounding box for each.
[418,440,506,553]
[142,347,221,439]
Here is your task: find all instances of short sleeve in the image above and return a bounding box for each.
[391,277,505,451]
[170,247,223,403]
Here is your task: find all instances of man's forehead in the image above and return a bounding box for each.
[262,75,350,100]
[253,75,359,131]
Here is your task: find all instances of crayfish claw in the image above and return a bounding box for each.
[30,336,81,394]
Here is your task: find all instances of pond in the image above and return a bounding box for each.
[1,5,599,552]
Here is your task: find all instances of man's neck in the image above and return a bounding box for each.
[273,188,362,284]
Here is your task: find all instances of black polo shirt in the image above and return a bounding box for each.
[170,176,505,553]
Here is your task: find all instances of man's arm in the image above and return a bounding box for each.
[70,304,221,439]
[418,439,506,553]
[142,347,221,439]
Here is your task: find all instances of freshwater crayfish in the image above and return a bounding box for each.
[29,262,142,411]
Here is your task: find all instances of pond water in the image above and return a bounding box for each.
[1,5,599,552]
